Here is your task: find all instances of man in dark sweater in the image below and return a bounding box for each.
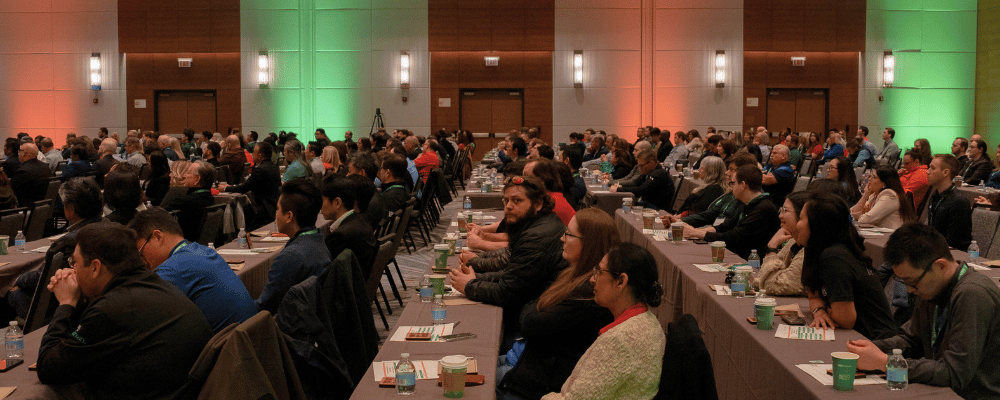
[925,154,972,251]
[450,176,568,344]
[377,154,412,214]
[11,143,52,207]
[849,223,1000,399]
[612,149,675,211]
[93,138,119,187]
[220,142,281,227]
[683,164,779,260]
[321,175,377,278]
[37,222,213,398]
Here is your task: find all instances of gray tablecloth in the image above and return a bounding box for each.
[0,238,52,295]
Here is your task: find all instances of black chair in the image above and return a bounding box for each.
[23,252,67,334]
[398,199,418,253]
[408,172,439,246]
[365,234,397,330]
[655,314,718,400]
[54,160,68,173]
[215,165,233,185]
[24,199,53,242]
[43,179,61,203]
[196,203,228,247]
[0,207,28,247]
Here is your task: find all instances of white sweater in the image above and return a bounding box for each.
[542,310,666,400]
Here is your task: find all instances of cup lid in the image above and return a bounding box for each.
[831,352,859,360]
[428,274,447,279]
[435,244,450,250]
[440,355,469,367]
[711,241,726,246]
[735,266,753,272]
[671,222,684,227]
[754,297,777,306]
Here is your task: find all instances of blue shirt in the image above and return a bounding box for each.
[822,144,843,163]
[156,241,257,332]
[256,227,331,314]
[282,159,310,183]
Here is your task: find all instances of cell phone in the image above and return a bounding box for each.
[0,358,23,372]
[440,332,477,342]
[781,314,807,326]
[693,239,710,245]
[226,259,245,264]
[747,317,757,325]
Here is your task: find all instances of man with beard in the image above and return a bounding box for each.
[450,175,567,348]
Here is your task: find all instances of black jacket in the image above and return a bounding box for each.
[704,194,780,260]
[225,160,280,225]
[465,212,568,335]
[960,156,993,185]
[499,282,613,398]
[325,212,377,277]
[928,185,973,251]
[618,166,675,211]
[37,268,213,399]
[161,187,215,242]
[144,175,171,207]
[92,154,118,187]
[11,158,52,207]
[379,182,410,214]
[678,184,725,215]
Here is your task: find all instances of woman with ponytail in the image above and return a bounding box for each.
[542,243,666,400]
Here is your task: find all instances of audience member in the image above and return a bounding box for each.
[913,138,933,166]
[925,154,972,250]
[542,243,665,400]
[612,141,650,186]
[663,131,689,168]
[878,127,901,166]
[282,139,310,183]
[612,149,675,211]
[320,175,376,276]
[129,208,257,332]
[220,142,281,226]
[761,144,796,207]
[2,138,21,178]
[848,223,1000,399]
[414,139,440,184]
[758,191,809,296]
[160,161,215,242]
[959,139,992,185]
[124,137,145,169]
[824,156,861,205]
[800,192,897,340]
[304,141,325,175]
[39,137,63,171]
[143,152,171,207]
[93,138,118,187]
[684,165,779,260]
[898,150,930,207]
[582,135,609,162]
[258,179,331,314]
[218,135,247,182]
[524,159,575,226]
[671,152,757,229]
[676,156,725,217]
[37,222,213,398]
[951,137,970,169]
[11,143,52,207]
[850,166,915,229]
[377,154,411,213]
[104,166,142,225]
[0,170,17,211]
[60,145,92,181]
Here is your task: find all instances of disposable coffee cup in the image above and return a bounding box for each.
[670,222,684,242]
[429,274,447,296]
[440,355,469,398]
[754,297,776,330]
[457,212,467,233]
[711,241,726,262]
[831,352,860,391]
[642,211,656,230]
[0,235,8,255]
[444,236,457,255]
[434,244,450,269]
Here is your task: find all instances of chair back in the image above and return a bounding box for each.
[854,166,866,184]
[671,177,693,214]
[44,179,61,202]
[24,200,53,242]
[799,159,812,177]
[971,207,1000,257]
[365,234,396,303]
[0,207,27,246]
[792,176,811,193]
[196,203,228,246]
[655,314,718,400]
[23,251,67,334]
[138,163,150,180]
[391,203,414,253]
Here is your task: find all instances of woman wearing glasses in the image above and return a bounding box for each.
[799,191,897,340]
[542,243,665,400]
[497,208,618,400]
[757,191,809,296]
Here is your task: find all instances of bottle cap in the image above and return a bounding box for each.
[401,353,410,358]
[892,349,902,355]
[9,321,16,326]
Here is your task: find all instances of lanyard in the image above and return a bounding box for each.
[170,240,189,257]
[192,189,210,195]
[928,186,952,226]
[931,263,968,349]
[383,183,405,193]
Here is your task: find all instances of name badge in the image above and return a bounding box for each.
[714,218,726,226]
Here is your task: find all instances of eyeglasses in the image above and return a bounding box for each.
[778,206,789,214]
[897,263,931,289]
[563,231,582,240]
[138,232,154,253]
[592,266,620,278]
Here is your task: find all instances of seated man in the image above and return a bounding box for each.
[449,176,568,344]
[377,154,412,214]
[611,149,675,211]
[523,159,575,226]
[218,135,247,182]
[848,223,1000,399]
[761,144,796,207]
[899,150,929,207]
[37,222,213,398]
[257,179,331,314]
[93,138,119,187]
[669,152,756,229]
[925,154,972,251]
[160,161,216,242]
[560,146,588,207]
[683,165,779,260]
[11,142,52,207]
[321,175,377,277]
[129,208,257,332]
[220,141,281,227]
[348,152,388,230]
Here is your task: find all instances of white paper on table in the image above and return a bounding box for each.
[652,235,667,242]
[217,249,256,255]
[710,284,731,296]
[642,229,667,236]
[968,262,990,271]
[593,191,611,194]
[775,324,835,341]
[259,236,290,242]
[694,264,729,273]
[389,323,455,342]
[27,246,50,253]
[857,231,883,237]
[796,364,886,386]
[450,222,458,227]
[482,215,497,220]
[373,360,440,381]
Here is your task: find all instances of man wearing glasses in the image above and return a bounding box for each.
[611,149,674,211]
[848,223,1000,399]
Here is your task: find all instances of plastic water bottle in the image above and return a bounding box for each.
[432,295,447,323]
[5,321,23,359]
[237,228,248,249]
[396,353,416,395]
[14,231,25,253]
[969,240,980,261]
[622,198,632,214]
[463,196,471,210]
[979,181,986,193]
[418,275,433,303]
[886,348,908,390]
[748,250,761,291]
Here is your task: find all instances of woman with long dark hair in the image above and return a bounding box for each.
[497,208,618,400]
[799,192,896,340]
[143,151,171,206]
[104,165,143,225]
[850,166,915,228]
[823,156,861,205]
[913,138,932,166]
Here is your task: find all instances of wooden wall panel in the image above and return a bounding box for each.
[429,0,554,52]
[118,0,239,53]
[744,0,865,52]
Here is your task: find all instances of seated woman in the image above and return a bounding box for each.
[143,152,171,207]
[757,191,809,296]
[496,208,618,400]
[610,149,634,180]
[542,242,665,400]
[677,156,725,217]
[321,145,345,176]
[850,166,914,229]
[822,156,861,205]
[104,165,142,225]
[61,145,93,181]
[800,191,897,340]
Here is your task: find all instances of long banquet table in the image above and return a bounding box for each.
[614,209,961,399]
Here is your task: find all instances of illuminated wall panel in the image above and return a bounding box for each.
[861,3,976,155]
[0,1,124,145]
[976,1,1000,143]
[241,0,429,140]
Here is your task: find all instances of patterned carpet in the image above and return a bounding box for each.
[371,196,465,345]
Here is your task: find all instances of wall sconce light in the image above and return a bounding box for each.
[400,51,410,89]
[715,50,726,88]
[258,50,269,88]
[90,53,101,91]
[882,51,894,88]
[573,51,583,88]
